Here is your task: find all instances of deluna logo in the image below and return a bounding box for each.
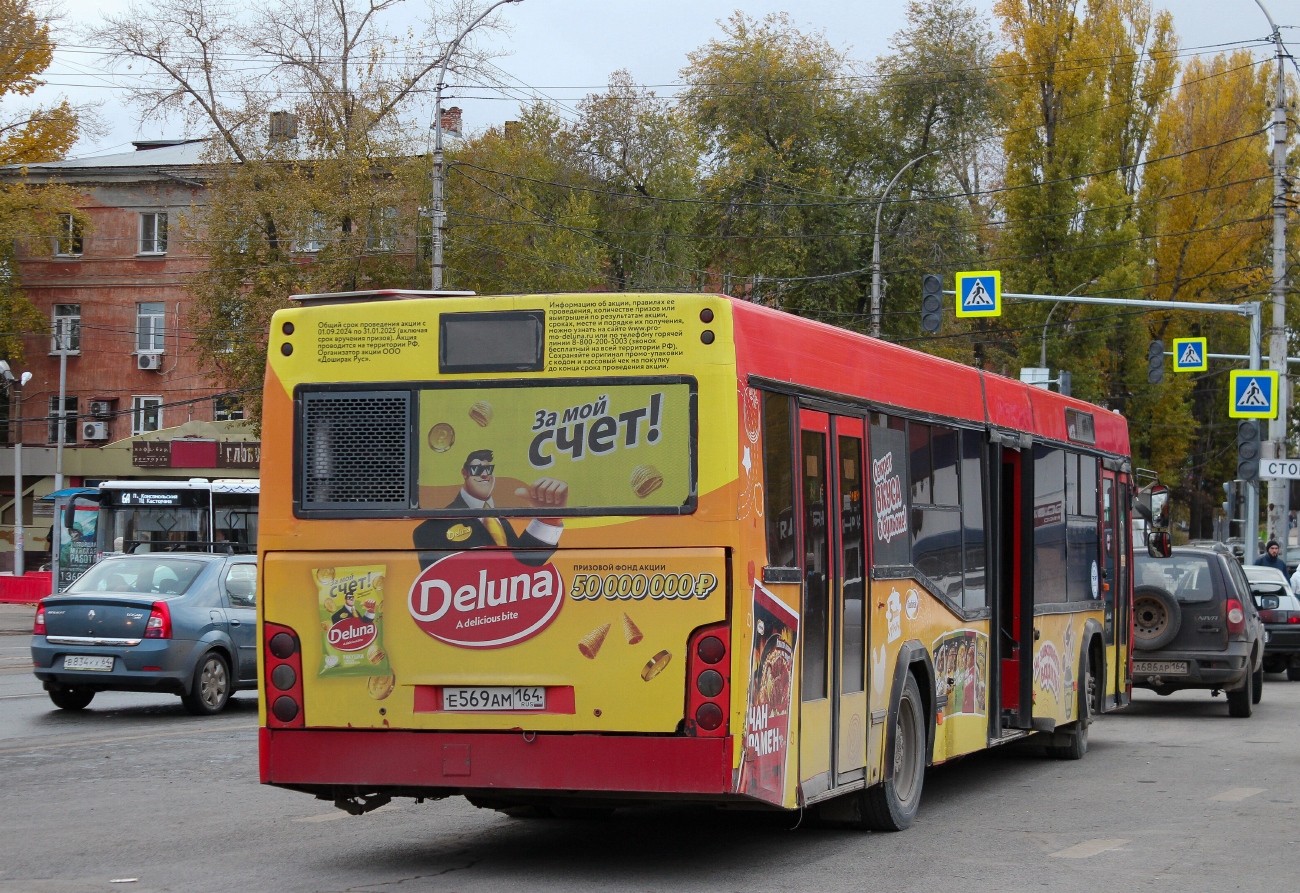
[408,551,564,648]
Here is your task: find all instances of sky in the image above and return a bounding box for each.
[40,0,1297,158]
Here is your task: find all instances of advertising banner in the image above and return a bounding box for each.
[53,499,98,593]
[736,583,799,805]
[417,382,693,513]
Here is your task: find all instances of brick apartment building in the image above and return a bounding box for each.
[0,139,259,570]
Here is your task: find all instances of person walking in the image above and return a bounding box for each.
[1255,539,1288,574]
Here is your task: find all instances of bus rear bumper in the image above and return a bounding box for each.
[260,727,734,797]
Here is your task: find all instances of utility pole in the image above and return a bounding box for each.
[430,0,523,290]
[54,326,67,491]
[1256,1,1292,559]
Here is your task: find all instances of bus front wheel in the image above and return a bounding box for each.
[859,672,926,832]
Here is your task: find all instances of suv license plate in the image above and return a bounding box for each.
[442,686,546,711]
[63,655,114,672]
[1134,660,1188,675]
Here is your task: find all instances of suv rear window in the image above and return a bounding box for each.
[1135,553,1217,603]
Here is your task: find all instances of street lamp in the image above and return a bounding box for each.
[0,362,32,576]
[871,150,938,338]
[430,0,524,290]
[1040,278,1098,367]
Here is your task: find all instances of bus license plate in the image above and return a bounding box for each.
[1134,661,1188,675]
[442,686,546,711]
[64,655,114,672]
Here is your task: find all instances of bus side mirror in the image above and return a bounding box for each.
[63,494,99,535]
[1147,530,1172,559]
[1148,484,1170,530]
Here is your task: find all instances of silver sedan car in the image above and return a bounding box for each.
[31,553,257,714]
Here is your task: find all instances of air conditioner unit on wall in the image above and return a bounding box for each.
[137,353,164,371]
[89,400,113,418]
[82,421,109,441]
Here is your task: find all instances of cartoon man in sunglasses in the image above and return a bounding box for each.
[413,449,568,563]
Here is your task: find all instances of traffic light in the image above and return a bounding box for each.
[1237,419,1261,481]
[921,274,942,333]
[1147,340,1164,384]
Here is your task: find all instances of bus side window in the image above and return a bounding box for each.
[960,429,987,612]
[762,393,797,568]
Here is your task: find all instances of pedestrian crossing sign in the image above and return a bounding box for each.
[1229,370,1278,419]
[1172,337,1207,372]
[955,271,1001,318]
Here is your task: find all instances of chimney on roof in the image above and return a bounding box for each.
[503,120,521,141]
[440,106,463,138]
[269,111,299,145]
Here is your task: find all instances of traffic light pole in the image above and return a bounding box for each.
[948,289,1265,560]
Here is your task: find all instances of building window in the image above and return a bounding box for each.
[55,214,83,257]
[136,302,165,353]
[47,396,77,444]
[295,216,328,254]
[132,396,162,435]
[366,207,398,252]
[213,394,244,421]
[51,304,80,354]
[140,212,168,254]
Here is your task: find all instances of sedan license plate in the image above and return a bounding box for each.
[63,655,114,672]
[442,686,546,711]
[1134,660,1188,675]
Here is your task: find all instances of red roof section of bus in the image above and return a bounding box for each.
[729,298,1130,455]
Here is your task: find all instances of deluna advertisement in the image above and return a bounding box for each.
[736,583,799,805]
[416,382,693,514]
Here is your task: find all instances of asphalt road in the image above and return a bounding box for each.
[1,607,1297,893]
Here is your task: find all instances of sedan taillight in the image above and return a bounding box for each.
[1226,599,1246,636]
[144,601,172,639]
[33,602,46,636]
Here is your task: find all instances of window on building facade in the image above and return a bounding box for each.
[140,212,168,254]
[366,207,398,252]
[213,394,244,421]
[295,215,329,253]
[47,396,78,444]
[132,396,162,435]
[55,214,83,256]
[136,302,166,353]
[51,304,80,354]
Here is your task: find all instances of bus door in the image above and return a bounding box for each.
[993,437,1035,732]
[797,410,869,797]
[1099,469,1130,706]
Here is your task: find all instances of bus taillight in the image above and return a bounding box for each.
[685,622,730,736]
[264,622,305,728]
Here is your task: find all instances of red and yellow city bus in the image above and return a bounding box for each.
[257,290,1140,829]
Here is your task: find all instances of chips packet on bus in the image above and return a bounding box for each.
[316,565,390,677]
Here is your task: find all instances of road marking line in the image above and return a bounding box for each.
[0,723,256,755]
[1209,787,1264,802]
[1050,839,1129,858]
[0,693,45,700]
[294,813,348,823]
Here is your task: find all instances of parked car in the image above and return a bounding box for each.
[1242,565,1300,681]
[1132,545,1266,716]
[31,553,257,714]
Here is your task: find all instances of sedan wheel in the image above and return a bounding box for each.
[182,652,232,716]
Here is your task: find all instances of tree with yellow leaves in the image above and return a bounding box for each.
[0,0,87,364]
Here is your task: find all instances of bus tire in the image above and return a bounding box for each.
[1046,651,1091,760]
[860,673,925,832]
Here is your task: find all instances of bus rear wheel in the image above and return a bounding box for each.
[1046,652,1092,760]
[859,673,925,832]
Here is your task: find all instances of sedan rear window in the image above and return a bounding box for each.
[67,558,206,597]
[1135,553,1216,603]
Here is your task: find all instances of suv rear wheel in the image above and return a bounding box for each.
[1227,666,1254,718]
[1287,666,1300,682]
